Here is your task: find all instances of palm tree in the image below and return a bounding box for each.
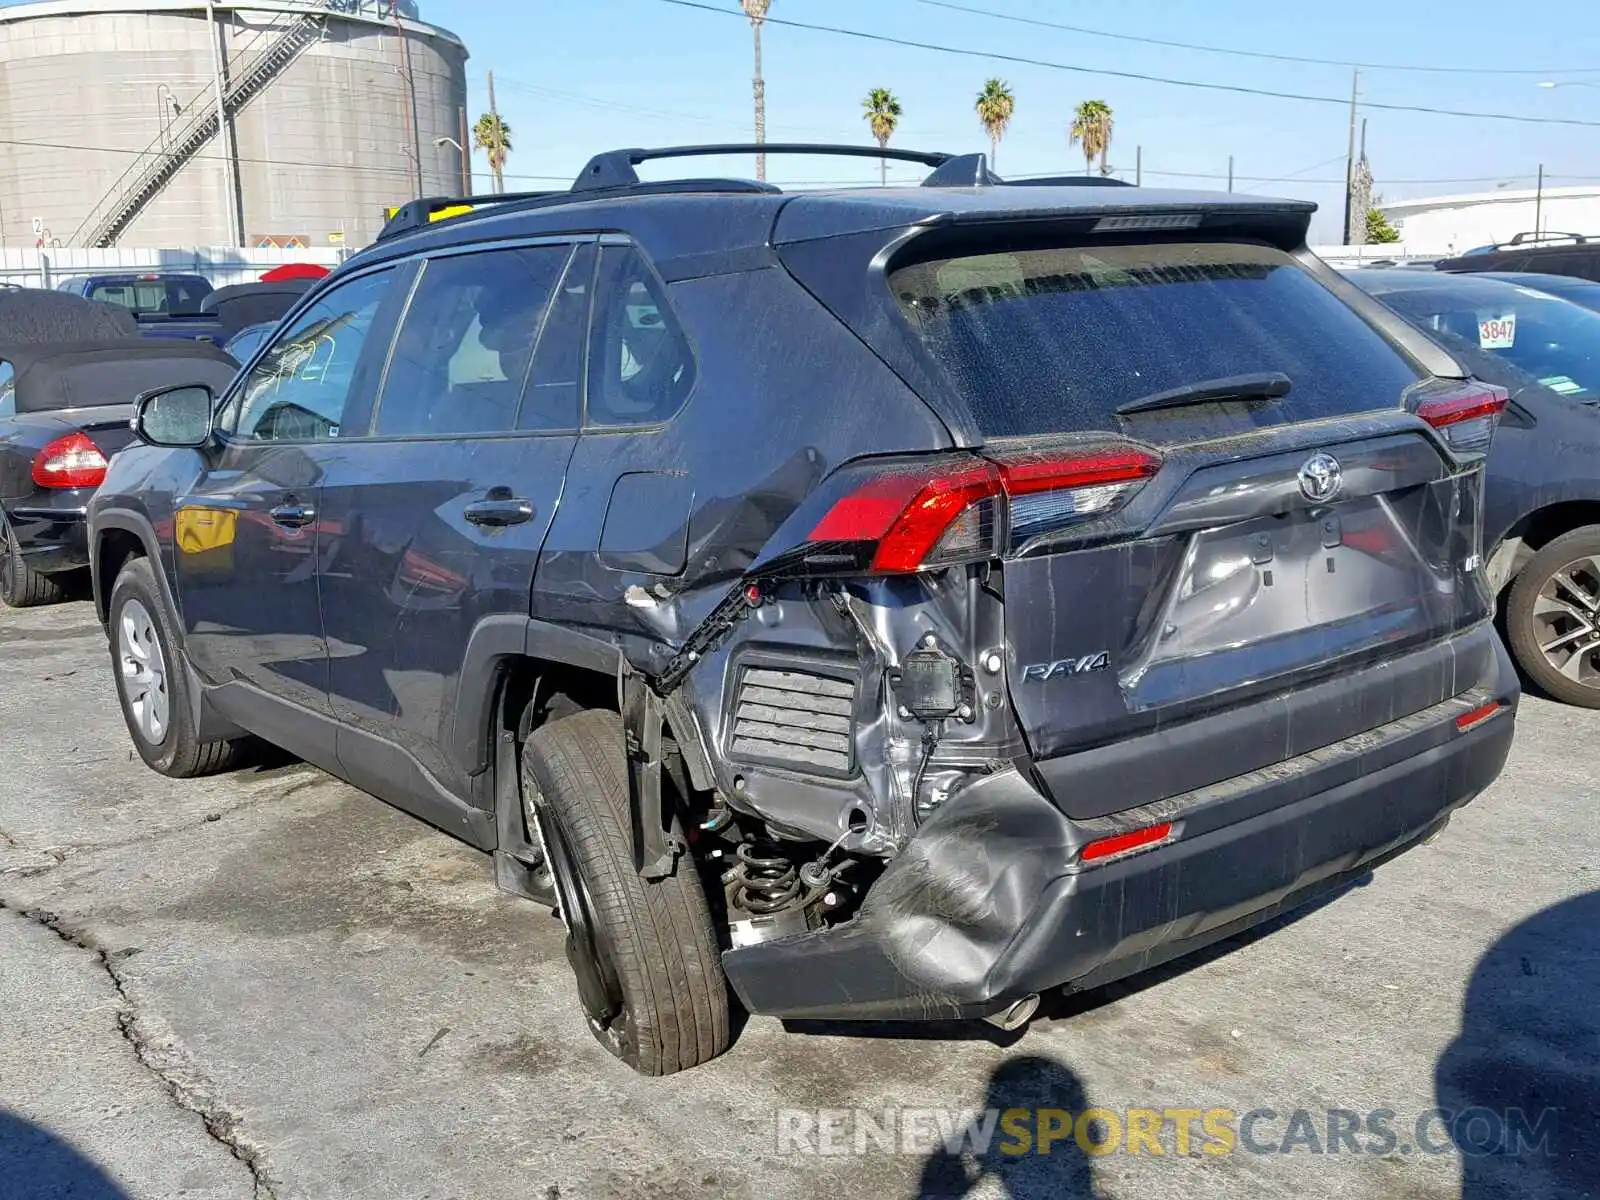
[1069,100,1114,177]
[974,79,1015,170]
[742,0,772,181]
[472,112,512,195]
[862,87,903,186]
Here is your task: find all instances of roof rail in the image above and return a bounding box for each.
[374,144,1144,244]
[572,143,955,190]
[378,191,561,241]
[1504,230,1589,247]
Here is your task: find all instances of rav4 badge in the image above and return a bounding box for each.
[1021,652,1111,682]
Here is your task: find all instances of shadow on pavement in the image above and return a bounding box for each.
[0,1110,130,1199]
[1437,888,1600,1198]
[916,1054,1094,1199]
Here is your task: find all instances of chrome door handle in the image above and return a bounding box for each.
[463,497,534,528]
[269,502,316,528]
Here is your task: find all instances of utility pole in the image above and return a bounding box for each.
[205,0,242,247]
[392,1,422,197]
[459,105,471,195]
[1342,68,1360,245]
[1535,163,1545,235]
[487,69,503,194]
[1228,155,1234,193]
[1135,144,1142,187]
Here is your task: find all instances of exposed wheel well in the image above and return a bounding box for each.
[94,530,147,625]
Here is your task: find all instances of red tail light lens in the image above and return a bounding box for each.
[807,443,1161,574]
[31,431,109,489]
[1413,383,1509,456]
[1080,821,1175,863]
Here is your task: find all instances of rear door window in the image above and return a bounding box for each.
[890,241,1421,440]
[373,244,572,437]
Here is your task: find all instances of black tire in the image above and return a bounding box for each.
[521,708,730,1075]
[108,557,242,776]
[0,510,66,608]
[1506,526,1600,709]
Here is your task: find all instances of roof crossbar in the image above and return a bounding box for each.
[573,143,955,191]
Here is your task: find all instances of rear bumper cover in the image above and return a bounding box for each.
[721,634,1518,1022]
[7,503,89,574]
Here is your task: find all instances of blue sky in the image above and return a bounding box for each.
[432,0,1600,241]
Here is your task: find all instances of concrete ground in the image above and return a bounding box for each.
[1,599,1596,1200]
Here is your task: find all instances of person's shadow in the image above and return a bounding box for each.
[0,1110,131,1199]
[1436,889,1600,1198]
[917,1054,1094,1199]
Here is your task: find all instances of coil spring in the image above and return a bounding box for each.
[730,841,802,915]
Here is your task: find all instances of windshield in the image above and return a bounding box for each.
[889,241,1420,440]
[1373,280,1600,404]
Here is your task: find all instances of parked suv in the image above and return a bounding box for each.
[1435,232,1600,282]
[90,145,1519,1075]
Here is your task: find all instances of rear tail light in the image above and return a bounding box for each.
[806,443,1161,574]
[1080,821,1174,863]
[31,431,109,489]
[1413,383,1509,457]
[1455,699,1507,732]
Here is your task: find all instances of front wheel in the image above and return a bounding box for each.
[108,557,243,776]
[521,709,731,1075]
[1506,526,1600,708]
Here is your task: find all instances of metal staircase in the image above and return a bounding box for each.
[72,5,332,248]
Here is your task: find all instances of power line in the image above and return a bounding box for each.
[917,0,1600,77]
[659,0,1600,130]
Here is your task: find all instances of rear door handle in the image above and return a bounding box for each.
[464,497,534,528]
[269,502,316,529]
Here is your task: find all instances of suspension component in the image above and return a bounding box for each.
[729,842,801,914]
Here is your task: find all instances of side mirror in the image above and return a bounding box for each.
[133,384,215,448]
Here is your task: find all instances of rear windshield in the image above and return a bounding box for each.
[87,277,211,318]
[889,241,1421,439]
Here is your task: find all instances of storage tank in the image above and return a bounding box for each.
[0,0,469,249]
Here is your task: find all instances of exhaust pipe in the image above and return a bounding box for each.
[983,994,1040,1032]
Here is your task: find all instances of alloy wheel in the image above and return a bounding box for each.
[1531,554,1600,692]
[117,599,171,744]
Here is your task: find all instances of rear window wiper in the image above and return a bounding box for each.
[1115,371,1292,416]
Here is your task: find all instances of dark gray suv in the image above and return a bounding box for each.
[89,145,1519,1075]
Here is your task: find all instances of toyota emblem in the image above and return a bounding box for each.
[1298,452,1343,503]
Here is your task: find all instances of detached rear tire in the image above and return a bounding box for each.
[1506,526,1600,709]
[521,708,730,1075]
[109,557,242,776]
[0,511,66,608]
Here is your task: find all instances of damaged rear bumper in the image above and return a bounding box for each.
[721,636,1518,1022]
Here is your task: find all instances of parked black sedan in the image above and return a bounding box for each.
[1350,269,1600,705]
[0,339,237,606]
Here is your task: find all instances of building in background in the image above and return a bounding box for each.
[0,0,469,250]
[1380,185,1600,258]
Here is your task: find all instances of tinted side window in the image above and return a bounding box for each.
[223,268,396,443]
[585,245,694,428]
[1532,252,1600,282]
[518,243,595,431]
[374,245,571,437]
[374,245,570,437]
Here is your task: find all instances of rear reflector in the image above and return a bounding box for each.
[31,431,109,489]
[1413,383,1509,456]
[1455,699,1506,732]
[807,443,1161,574]
[1080,821,1174,863]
